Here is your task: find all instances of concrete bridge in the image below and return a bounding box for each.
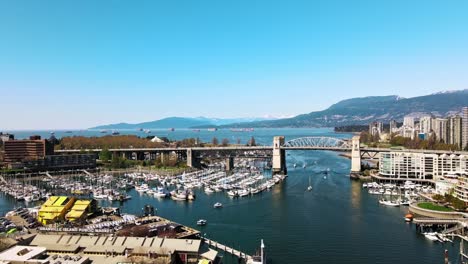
[56,135,464,175]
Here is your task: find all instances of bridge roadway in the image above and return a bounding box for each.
[56,146,466,155]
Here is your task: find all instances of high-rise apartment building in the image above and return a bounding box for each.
[433,118,448,143]
[448,115,462,148]
[419,116,433,134]
[463,107,468,150]
[403,116,415,128]
[389,120,398,134]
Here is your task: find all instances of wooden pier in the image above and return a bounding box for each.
[202,237,253,262]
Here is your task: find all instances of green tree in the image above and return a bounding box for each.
[221,138,229,146]
[212,137,219,146]
[99,148,112,162]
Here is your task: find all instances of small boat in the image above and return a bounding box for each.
[423,232,441,242]
[307,175,312,192]
[154,187,169,198]
[238,189,250,197]
[111,130,120,135]
[404,213,414,222]
[197,219,207,226]
[204,187,215,194]
[169,128,175,132]
[214,202,223,208]
[293,163,297,168]
[227,190,239,197]
[362,183,368,188]
[303,163,307,169]
[379,199,400,207]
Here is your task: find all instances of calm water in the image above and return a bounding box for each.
[0,129,460,263]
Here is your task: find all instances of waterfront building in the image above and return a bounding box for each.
[455,175,468,203]
[28,234,218,264]
[3,138,52,164]
[2,137,96,170]
[448,115,463,148]
[379,152,468,181]
[463,107,468,150]
[65,199,98,223]
[38,196,77,225]
[368,121,383,136]
[433,118,449,143]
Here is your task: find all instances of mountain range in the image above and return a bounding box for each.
[90,117,275,130]
[90,89,468,129]
[223,89,468,128]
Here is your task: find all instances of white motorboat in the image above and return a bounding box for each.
[238,189,250,197]
[227,190,239,197]
[424,232,441,242]
[214,202,223,208]
[197,219,207,226]
[379,199,400,207]
[154,187,169,198]
[204,187,215,194]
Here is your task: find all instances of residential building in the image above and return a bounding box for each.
[403,116,415,128]
[463,107,468,150]
[448,115,463,148]
[368,121,383,136]
[389,120,398,133]
[433,118,449,143]
[455,175,468,203]
[419,116,433,134]
[379,152,468,180]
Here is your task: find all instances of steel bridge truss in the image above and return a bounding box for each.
[283,137,351,149]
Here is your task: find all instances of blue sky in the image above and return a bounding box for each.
[1,0,468,129]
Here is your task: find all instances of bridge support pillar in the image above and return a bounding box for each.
[351,136,361,173]
[272,136,287,175]
[187,149,193,167]
[225,157,234,171]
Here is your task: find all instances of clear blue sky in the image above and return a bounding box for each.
[1,0,468,129]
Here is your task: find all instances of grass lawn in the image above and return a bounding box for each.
[418,202,454,212]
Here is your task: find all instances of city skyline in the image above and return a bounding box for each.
[1,0,468,129]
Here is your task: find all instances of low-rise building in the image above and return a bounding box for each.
[28,234,218,264]
[38,196,77,225]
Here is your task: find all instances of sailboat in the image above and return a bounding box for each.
[307,175,312,191]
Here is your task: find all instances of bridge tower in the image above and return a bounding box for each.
[272,136,287,175]
[351,136,361,173]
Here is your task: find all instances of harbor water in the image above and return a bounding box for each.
[0,128,460,263]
